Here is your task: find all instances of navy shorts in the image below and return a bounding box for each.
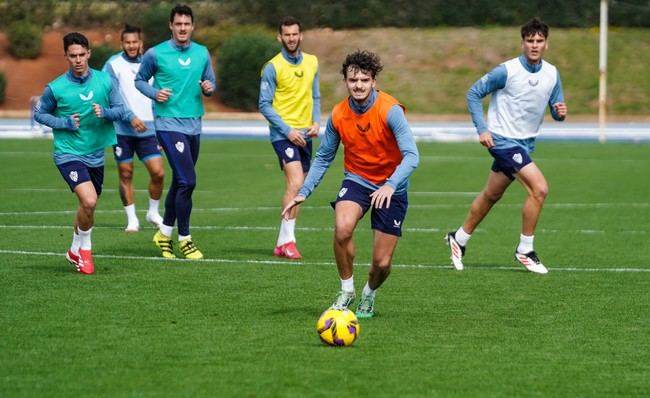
[271,139,312,173]
[56,161,104,195]
[330,180,408,237]
[113,134,161,164]
[489,146,533,180]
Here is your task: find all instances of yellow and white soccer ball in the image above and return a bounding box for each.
[316,309,360,346]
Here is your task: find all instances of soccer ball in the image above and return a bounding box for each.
[316,309,360,346]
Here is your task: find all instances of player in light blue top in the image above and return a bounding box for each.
[446,17,568,274]
[135,4,216,260]
[104,24,165,233]
[34,32,136,275]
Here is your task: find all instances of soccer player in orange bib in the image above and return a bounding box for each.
[283,50,419,318]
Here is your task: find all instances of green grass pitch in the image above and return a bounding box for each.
[1,138,649,397]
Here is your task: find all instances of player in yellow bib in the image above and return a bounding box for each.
[259,17,321,260]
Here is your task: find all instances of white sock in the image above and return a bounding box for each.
[78,227,92,250]
[159,224,173,238]
[71,230,81,253]
[454,227,471,246]
[277,218,296,246]
[179,234,191,242]
[148,198,160,215]
[362,282,375,298]
[517,234,534,254]
[341,276,354,293]
[124,204,138,224]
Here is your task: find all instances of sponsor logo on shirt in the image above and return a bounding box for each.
[528,79,539,87]
[178,58,191,67]
[294,70,304,78]
[356,123,371,133]
[79,91,94,101]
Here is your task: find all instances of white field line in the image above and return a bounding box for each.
[1,201,649,217]
[0,224,647,235]
[0,249,648,273]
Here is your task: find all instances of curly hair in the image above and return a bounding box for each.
[340,50,383,79]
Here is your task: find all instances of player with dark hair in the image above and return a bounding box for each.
[446,17,567,274]
[104,24,165,232]
[34,32,137,274]
[135,4,216,259]
[283,50,419,318]
[259,16,321,260]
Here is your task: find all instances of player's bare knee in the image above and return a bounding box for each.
[334,225,354,244]
[532,184,548,202]
[80,198,97,213]
[119,169,134,181]
[483,189,504,203]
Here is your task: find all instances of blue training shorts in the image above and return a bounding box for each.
[113,134,162,164]
[56,161,104,195]
[488,146,533,180]
[271,139,312,173]
[330,179,408,237]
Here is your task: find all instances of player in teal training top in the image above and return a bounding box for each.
[135,4,216,260]
[34,32,138,275]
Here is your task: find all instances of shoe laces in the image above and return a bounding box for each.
[526,251,541,264]
[181,240,199,255]
[357,295,374,312]
[333,291,355,308]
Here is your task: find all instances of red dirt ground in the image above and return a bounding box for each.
[0,30,238,116]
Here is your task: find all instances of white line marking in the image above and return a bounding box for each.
[0,249,647,273]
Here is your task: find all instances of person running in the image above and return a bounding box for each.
[259,16,321,260]
[103,24,165,232]
[34,32,137,274]
[135,4,216,260]
[283,50,419,318]
[446,17,567,274]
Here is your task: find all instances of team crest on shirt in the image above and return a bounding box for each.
[114,146,122,157]
[338,187,348,198]
[285,147,295,158]
[69,171,78,182]
[178,57,191,67]
[528,79,539,87]
[356,123,371,133]
[512,153,523,164]
[393,219,402,228]
[175,141,185,153]
[79,91,94,101]
[294,70,304,78]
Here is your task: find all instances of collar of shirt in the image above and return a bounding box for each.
[66,69,92,84]
[518,54,543,73]
[170,38,191,52]
[348,89,378,114]
[281,47,302,65]
[121,51,142,63]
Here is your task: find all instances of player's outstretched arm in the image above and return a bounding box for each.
[281,195,306,220]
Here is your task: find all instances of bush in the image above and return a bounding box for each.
[217,31,279,111]
[7,20,43,59]
[89,44,119,70]
[140,3,173,51]
[0,71,6,103]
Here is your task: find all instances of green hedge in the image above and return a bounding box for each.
[217,31,280,111]
[89,44,119,71]
[7,20,42,59]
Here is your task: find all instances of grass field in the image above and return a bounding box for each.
[1,138,649,397]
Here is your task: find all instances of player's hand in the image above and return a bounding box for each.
[199,80,214,95]
[131,117,147,133]
[306,122,320,138]
[478,131,494,148]
[156,88,172,103]
[69,113,80,129]
[92,103,103,118]
[370,185,395,209]
[553,102,568,119]
[281,195,306,219]
[287,129,307,147]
